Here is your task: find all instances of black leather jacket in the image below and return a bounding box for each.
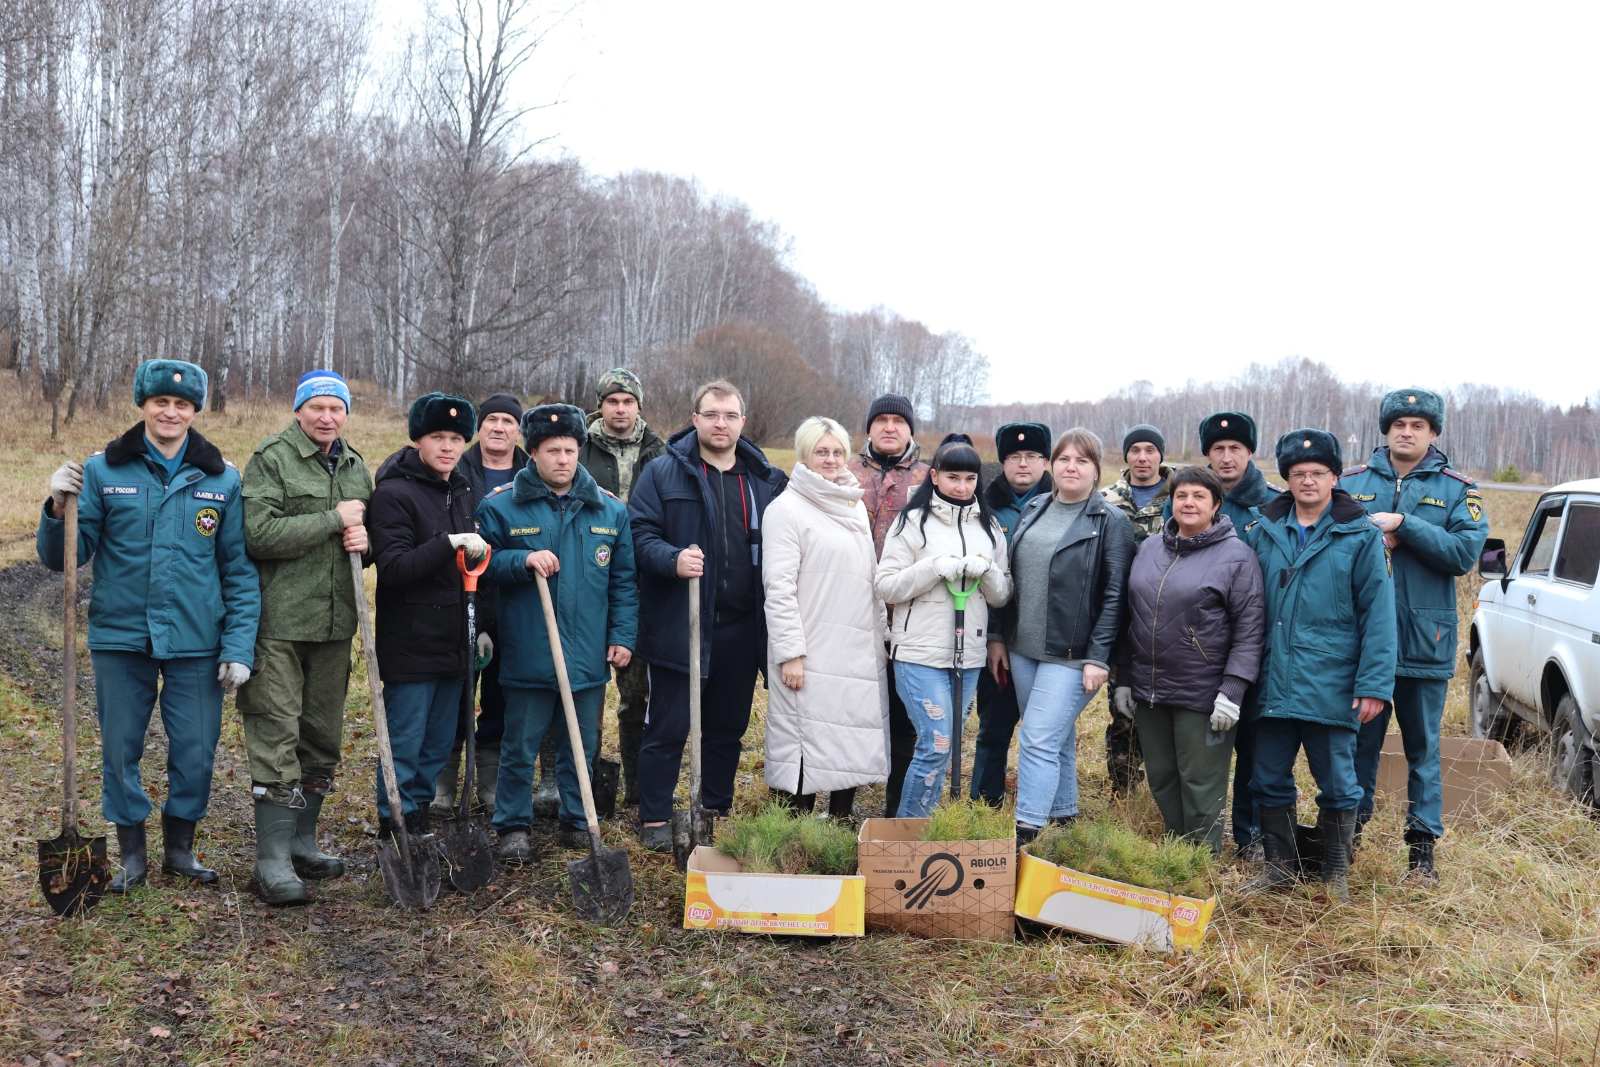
[994,491,1135,667]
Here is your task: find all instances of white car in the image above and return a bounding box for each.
[1470,479,1600,801]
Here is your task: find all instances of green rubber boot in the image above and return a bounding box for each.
[290,793,346,881]
[251,801,310,907]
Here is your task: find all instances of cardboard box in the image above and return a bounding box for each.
[681,846,864,937]
[856,818,1016,942]
[1013,851,1217,952]
[1375,734,1513,817]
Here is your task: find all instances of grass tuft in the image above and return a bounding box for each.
[1027,817,1216,898]
[920,797,1016,842]
[718,802,858,874]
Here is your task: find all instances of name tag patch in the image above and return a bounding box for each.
[590,526,618,536]
[1350,492,1377,502]
[509,526,541,537]
[193,490,227,502]
[1420,496,1447,508]
[103,486,139,496]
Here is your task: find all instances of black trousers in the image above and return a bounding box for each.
[1231,712,1260,849]
[971,668,1020,805]
[883,660,917,817]
[772,760,857,819]
[637,618,762,824]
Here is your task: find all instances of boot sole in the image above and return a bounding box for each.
[249,877,311,907]
[291,859,347,881]
[161,864,220,886]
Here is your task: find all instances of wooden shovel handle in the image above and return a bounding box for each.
[351,552,414,871]
[535,572,603,837]
[62,493,78,833]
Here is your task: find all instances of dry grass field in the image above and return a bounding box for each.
[2,389,1597,1066]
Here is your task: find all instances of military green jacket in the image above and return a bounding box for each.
[242,422,374,642]
[1102,467,1173,543]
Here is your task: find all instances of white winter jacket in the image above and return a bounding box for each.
[761,464,890,794]
[875,495,1012,671]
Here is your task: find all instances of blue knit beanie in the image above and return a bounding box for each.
[133,359,208,412]
[293,369,351,412]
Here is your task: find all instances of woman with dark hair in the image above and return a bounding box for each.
[875,434,1012,817]
[1113,465,1266,853]
[990,428,1134,843]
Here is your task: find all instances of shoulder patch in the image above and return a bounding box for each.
[1341,464,1368,477]
[1440,467,1476,487]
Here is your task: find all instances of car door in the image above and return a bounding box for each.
[1544,498,1600,728]
[1498,495,1566,709]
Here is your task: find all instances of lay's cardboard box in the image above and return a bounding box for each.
[682,846,865,937]
[1013,850,1217,952]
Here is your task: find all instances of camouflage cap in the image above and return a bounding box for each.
[596,368,643,407]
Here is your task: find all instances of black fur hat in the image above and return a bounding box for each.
[1199,411,1257,454]
[996,421,1051,462]
[407,392,476,441]
[1275,428,1342,478]
[521,403,588,449]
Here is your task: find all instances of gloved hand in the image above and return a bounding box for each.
[1211,692,1241,732]
[217,662,252,691]
[476,631,493,669]
[959,554,991,580]
[49,461,84,512]
[448,532,488,560]
[1112,686,1136,719]
[934,555,964,582]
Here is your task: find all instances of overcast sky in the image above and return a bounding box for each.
[394,1,1600,407]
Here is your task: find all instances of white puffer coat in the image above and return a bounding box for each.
[761,464,890,794]
[875,495,1012,670]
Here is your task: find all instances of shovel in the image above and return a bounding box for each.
[350,551,440,910]
[672,571,714,872]
[945,575,981,799]
[37,494,112,916]
[438,548,494,893]
[535,572,633,925]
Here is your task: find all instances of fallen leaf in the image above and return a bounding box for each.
[149,1026,171,1039]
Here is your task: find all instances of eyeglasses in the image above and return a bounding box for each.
[1287,469,1333,483]
[695,410,745,424]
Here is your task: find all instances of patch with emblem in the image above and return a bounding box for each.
[1420,496,1447,508]
[194,507,220,536]
[509,526,541,537]
[1351,492,1377,501]
[1466,497,1483,522]
[590,525,618,536]
[193,490,227,502]
[594,543,612,567]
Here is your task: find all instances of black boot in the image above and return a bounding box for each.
[110,823,147,894]
[1352,809,1371,853]
[291,793,345,880]
[1405,828,1439,886]
[161,815,219,885]
[1318,808,1356,902]
[404,808,430,837]
[1239,806,1299,894]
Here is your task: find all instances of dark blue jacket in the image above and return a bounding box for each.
[1242,491,1397,730]
[627,429,787,676]
[37,425,260,665]
[1339,445,1488,679]
[983,470,1051,541]
[477,463,637,692]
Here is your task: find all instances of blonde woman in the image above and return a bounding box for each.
[761,417,888,818]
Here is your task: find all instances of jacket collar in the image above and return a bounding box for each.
[856,439,923,473]
[1162,514,1237,552]
[1261,487,1369,528]
[984,470,1051,511]
[1017,488,1109,548]
[512,458,603,507]
[787,463,866,519]
[104,423,225,476]
[375,446,469,491]
[666,427,777,480]
[1364,443,1448,479]
[1227,461,1276,504]
[585,412,655,452]
[282,419,358,463]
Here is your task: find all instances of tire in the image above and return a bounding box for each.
[1550,693,1595,806]
[1469,649,1519,744]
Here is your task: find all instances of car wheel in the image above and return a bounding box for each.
[1469,649,1519,744]
[1550,694,1595,805]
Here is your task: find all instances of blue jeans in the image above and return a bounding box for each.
[1250,717,1361,813]
[1354,676,1447,838]
[91,651,221,826]
[893,662,980,818]
[376,678,463,820]
[495,684,603,833]
[1012,654,1099,828]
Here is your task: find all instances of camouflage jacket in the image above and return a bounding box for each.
[847,443,929,559]
[1102,467,1172,544]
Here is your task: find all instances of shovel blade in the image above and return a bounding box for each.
[438,815,495,894]
[377,835,441,910]
[592,757,620,822]
[37,828,111,917]
[569,846,634,925]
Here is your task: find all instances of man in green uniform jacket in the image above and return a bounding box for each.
[237,369,373,906]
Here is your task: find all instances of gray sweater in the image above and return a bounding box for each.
[1011,496,1088,666]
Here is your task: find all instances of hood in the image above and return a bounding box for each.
[984,470,1052,511]
[1161,513,1238,553]
[1260,487,1370,528]
[1359,443,1449,480]
[510,457,603,508]
[104,423,225,476]
[665,427,778,479]
[376,446,469,491]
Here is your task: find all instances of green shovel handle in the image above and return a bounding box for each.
[944,576,980,610]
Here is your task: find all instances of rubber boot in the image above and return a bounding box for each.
[110,823,148,894]
[290,793,346,880]
[251,802,309,906]
[1239,806,1299,895]
[1318,808,1355,902]
[475,743,499,814]
[1405,828,1439,886]
[532,739,560,817]
[497,829,533,865]
[619,723,643,807]
[161,815,219,885]
[404,808,430,837]
[431,746,461,814]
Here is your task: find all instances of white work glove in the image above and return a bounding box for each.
[476,631,493,668]
[217,662,251,691]
[1210,693,1241,733]
[448,532,488,560]
[933,555,964,582]
[49,461,84,511]
[959,554,991,580]
[1112,686,1136,719]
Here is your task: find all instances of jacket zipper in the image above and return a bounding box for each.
[1149,550,1179,695]
[1188,625,1211,663]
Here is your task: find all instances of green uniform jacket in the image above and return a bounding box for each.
[476,463,638,692]
[36,425,261,665]
[1103,467,1173,543]
[1339,445,1488,679]
[242,422,374,642]
[1243,491,1398,730]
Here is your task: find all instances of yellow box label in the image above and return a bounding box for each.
[683,869,865,937]
[1014,852,1216,951]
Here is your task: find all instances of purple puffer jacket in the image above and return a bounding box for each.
[1118,515,1266,713]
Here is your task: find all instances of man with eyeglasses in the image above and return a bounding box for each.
[971,421,1052,805]
[627,379,788,851]
[1240,429,1396,902]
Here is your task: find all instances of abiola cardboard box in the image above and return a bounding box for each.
[682,846,865,937]
[856,818,1016,942]
[1376,734,1512,817]
[1012,851,1217,952]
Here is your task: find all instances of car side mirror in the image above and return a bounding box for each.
[1479,538,1508,580]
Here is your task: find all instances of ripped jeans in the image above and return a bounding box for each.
[893,662,981,818]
